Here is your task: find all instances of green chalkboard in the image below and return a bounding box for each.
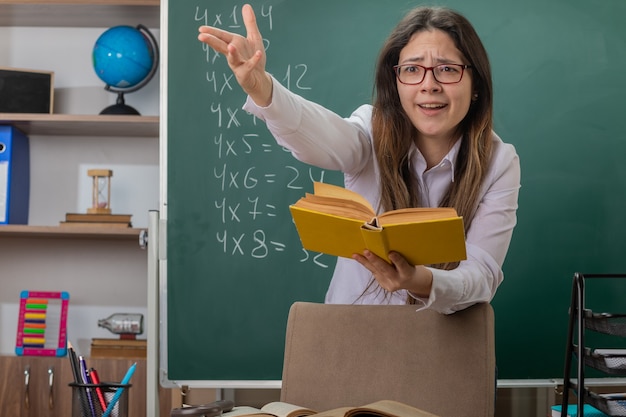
[165,0,626,383]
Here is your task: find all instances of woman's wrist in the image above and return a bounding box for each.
[248,73,273,107]
[407,266,433,298]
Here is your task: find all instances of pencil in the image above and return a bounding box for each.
[67,341,91,416]
[67,341,81,383]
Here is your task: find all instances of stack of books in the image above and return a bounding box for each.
[60,213,132,228]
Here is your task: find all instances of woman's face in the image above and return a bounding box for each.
[396,29,473,144]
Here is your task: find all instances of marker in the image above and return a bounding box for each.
[79,356,96,417]
[102,362,137,417]
[88,368,108,411]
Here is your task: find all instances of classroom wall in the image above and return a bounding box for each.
[0,26,160,116]
[0,25,160,355]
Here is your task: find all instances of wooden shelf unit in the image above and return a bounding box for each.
[0,2,162,415]
[0,0,161,235]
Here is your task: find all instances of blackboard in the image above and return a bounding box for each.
[164,0,626,384]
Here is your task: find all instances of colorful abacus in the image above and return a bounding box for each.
[15,291,69,356]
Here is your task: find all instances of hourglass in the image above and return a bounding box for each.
[87,169,112,214]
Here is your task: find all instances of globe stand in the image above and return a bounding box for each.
[100,91,140,115]
[93,24,160,117]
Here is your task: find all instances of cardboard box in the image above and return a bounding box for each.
[0,67,54,113]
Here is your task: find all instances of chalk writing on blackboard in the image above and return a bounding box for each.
[193,3,335,268]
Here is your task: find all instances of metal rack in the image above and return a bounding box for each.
[562,273,626,416]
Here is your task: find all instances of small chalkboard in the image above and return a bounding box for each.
[0,67,54,113]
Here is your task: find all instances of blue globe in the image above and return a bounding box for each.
[92,25,155,89]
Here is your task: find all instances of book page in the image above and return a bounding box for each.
[293,194,374,221]
[344,400,440,417]
[309,406,354,417]
[223,406,273,417]
[313,182,375,214]
[377,207,459,226]
[261,402,317,417]
[312,401,440,417]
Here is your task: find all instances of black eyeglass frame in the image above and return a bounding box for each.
[393,63,472,85]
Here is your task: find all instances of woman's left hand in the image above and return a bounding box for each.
[352,250,433,297]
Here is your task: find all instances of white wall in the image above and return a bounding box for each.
[0,26,160,355]
[0,26,160,115]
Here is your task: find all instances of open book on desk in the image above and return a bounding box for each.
[224,401,316,417]
[223,400,440,417]
[289,182,466,265]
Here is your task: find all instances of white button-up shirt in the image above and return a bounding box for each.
[243,77,520,314]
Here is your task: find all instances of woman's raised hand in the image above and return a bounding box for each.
[198,4,273,106]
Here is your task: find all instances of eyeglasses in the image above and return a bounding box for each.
[393,63,472,85]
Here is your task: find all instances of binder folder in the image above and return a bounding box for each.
[0,125,30,224]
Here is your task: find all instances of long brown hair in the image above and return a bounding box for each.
[372,6,493,233]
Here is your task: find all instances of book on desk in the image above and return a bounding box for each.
[90,338,146,359]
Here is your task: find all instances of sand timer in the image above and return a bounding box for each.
[87,169,113,214]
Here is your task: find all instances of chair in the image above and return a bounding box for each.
[280,302,495,417]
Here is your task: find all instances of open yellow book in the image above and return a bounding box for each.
[289,182,466,265]
[222,400,439,417]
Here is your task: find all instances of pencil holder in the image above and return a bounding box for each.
[69,382,131,417]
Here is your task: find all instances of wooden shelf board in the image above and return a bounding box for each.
[0,113,159,137]
[0,1,160,27]
[0,225,144,240]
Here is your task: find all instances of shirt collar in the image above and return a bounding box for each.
[444,138,462,182]
[410,136,462,183]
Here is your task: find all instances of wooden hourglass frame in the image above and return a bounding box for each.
[87,169,113,214]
